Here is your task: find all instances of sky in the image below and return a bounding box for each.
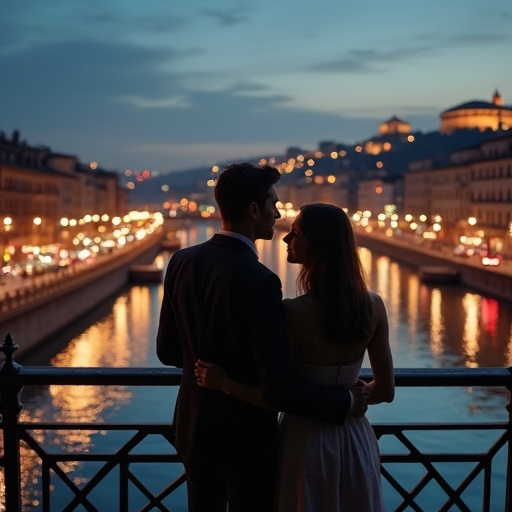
[1,0,511,174]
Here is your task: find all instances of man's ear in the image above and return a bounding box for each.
[248,201,259,218]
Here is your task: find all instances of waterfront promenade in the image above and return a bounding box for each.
[0,226,167,358]
[354,226,512,302]
[3,218,511,305]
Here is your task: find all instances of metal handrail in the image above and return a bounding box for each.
[1,333,511,511]
[3,366,511,386]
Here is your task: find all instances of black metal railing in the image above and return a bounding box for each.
[1,333,511,512]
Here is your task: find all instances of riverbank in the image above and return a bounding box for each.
[0,229,165,357]
[355,228,512,302]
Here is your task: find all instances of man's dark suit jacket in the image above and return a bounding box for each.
[156,233,351,462]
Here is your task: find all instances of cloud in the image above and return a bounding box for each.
[447,31,510,46]
[0,38,190,105]
[228,81,271,95]
[304,10,512,77]
[0,33,440,172]
[201,5,251,26]
[120,95,192,109]
[308,45,434,74]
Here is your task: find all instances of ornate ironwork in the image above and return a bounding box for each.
[1,334,511,511]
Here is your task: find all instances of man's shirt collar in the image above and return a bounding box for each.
[218,229,258,256]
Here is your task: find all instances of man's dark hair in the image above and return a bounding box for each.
[214,163,281,222]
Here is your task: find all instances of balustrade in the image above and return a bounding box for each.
[1,333,511,511]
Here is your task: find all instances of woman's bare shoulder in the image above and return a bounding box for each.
[369,292,387,316]
[283,294,312,307]
[283,295,315,321]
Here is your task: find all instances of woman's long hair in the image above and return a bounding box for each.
[296,203,373,343]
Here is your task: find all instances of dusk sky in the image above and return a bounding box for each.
[1,0,511,174]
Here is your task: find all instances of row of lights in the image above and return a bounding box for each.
[2,211,157,230]
[1,211,164,266]
[351,210,473,240]
[351,211,501,261]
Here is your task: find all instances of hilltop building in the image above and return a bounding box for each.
[440,90,512,134]
[378,116,411,136]
[357,90,510,158]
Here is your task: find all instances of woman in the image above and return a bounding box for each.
[195,203,394,511]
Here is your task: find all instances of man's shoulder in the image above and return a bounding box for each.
[170,241,206,258]
[171,235,278,278]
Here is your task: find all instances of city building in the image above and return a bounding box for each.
[378,116,411,136]
[440,90,512,134]
[403,133,512,257]
[357,177,400,217]
[0,130,128,254]
[278,176,350,213]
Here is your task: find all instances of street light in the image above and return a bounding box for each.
[2,217,13,263]
[33,217,42,246]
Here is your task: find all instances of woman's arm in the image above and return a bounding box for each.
[195,359,274,410]
[365,295,395,405]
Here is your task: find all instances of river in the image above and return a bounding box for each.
[14,219,512,511]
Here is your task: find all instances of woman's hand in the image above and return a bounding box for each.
[350,379,370,417]
[195,359,227,391]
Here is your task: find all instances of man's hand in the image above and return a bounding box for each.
[350,379,370,417]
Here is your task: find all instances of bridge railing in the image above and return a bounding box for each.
[1,333,511,512]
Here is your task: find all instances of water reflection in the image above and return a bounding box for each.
[406,272,420,340]
[482,298,499,338]
[429,289,443,357]
[507,325,512,366]
[357,247,512,369]
[462,294,480,367]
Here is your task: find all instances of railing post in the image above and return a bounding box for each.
[506,366,512,512]
[0,333,24,512]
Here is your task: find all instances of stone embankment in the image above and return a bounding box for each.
[355,229,512,302]
[0,230,165,357]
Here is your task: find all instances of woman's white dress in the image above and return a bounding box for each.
[276,357,384,512]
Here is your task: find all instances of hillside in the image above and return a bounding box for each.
[126,128,503,209]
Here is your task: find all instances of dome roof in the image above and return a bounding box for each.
[443,100,509,114]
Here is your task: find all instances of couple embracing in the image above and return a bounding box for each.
[157,162,394,512]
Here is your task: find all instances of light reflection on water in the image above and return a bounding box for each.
[10,219,512,510]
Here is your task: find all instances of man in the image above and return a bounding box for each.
[157,162,366,512]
